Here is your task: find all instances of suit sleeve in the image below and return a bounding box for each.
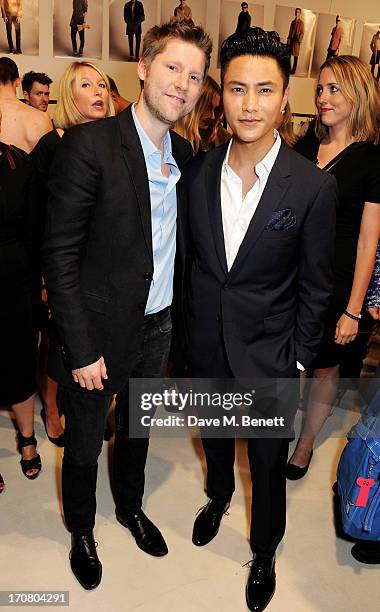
[295,174,337,369]
[42,126,101,370]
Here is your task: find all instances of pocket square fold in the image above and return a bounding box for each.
[265,208,296,231]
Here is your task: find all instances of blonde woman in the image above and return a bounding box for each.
[287,56,380,479]
[32,62,114,446]
[175,75,229,154]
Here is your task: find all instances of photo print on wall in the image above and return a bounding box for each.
[109,0,158,62]
[274,5,317,78]
[311,13,356,77]
[0,0,39,56]
[54,0,103,59]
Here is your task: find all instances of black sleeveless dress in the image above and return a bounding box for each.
[294,126,380,373]
[0,146,40,404]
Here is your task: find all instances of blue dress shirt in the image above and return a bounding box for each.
[131,104,181,315]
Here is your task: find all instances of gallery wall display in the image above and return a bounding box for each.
[0,0,39,56]
[359,22,380,81]
[311,14,356,77]
[274,5,316,78]
[53,0,103,59]
[109,0,159,61]
[161,0,206,27]
[219,2,264,66]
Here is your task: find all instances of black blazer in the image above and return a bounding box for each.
[42,106,192,394]
[187,141,338,378]
[124,1,145,33]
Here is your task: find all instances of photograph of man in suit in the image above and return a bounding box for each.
[1,0,22,54]
[43,20,212,590]
[287,7,304,74]
[70,0,88,57]
[370,27,380,80]
[174,0,192,23]
[235,2,251,35]
[187,28,337,611]
[124,0,145,60]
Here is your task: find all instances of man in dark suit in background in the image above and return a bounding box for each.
[124,0,145,60]
[43,20,211,590]
[235,2,251,34]
[70,0,88,57]
[187,28,337,611]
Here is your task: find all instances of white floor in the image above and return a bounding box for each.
[0,395,379,612]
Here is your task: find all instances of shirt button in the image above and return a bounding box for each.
[223,283,229,290]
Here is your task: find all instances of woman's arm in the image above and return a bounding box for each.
[335,202,380,343]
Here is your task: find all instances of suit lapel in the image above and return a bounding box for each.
[118,107,153,262]
[229,142,291,276]
[206,143,230,276]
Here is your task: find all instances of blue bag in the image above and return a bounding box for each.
[337,389,380,541]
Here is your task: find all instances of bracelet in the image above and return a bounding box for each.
[344,310,361,321]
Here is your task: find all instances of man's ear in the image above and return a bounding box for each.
[23,90,29,102]
[137,57,147,83]
[282,85,290,111]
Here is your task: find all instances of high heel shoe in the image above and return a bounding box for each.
[286,450,313,480]
[41,407,65,447]
[17,432,42,480]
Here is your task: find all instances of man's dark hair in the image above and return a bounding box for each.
[220,27,291,89]
[0,57,19,84]
[241,2,248,8]
[107,75,119,95]
[295,7,301,14]
[21,71,52,94]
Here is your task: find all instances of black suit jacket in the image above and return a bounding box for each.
[187,141,338,378]
[42,106,192,394]
[124,1,145,34]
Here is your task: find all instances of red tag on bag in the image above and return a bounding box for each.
[355,477,375,507]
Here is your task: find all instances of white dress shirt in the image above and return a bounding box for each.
[221,130,281,271]
[220,132,305,372]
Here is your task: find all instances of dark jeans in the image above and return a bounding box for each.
[128,32,141,58]
[71,25,85,54]
[113,307,171,513]
[59,306,171,535]
[193,336,291,557]
[6,17,21,52]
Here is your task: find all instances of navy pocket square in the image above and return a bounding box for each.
[265,208,296,231]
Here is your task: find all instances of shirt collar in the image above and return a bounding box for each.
[131,102,173,164]
[223,129,281,177]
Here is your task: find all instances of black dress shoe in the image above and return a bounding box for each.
[70,532,102,590]
[286,450,313,480]
[246,554,276,611]
[192,500,229,546]
[116,509,168,556]
[351,541,380,564]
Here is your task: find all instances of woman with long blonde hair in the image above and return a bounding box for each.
[287,55,380,479]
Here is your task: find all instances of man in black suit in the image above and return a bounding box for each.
[188,28,337,611]
[43,20,212,590]
[124,0,145,60]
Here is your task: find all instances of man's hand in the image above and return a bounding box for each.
[368,306,380,320]
[335,313,358,345]
[72,356,108,390]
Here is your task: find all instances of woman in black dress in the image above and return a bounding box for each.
[287,55,380,479]
[0,138,41,478]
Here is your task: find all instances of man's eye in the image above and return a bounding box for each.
[232,87,244,93]
[168,65,177,71]
[259,88,271,94]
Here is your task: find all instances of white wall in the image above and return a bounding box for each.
[9,0,380,117]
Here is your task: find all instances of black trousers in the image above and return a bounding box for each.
[6,17,21,52]
[59,307,171,535]
[71,25,85,54]
[193,338,291,557]
[127,28,141,58]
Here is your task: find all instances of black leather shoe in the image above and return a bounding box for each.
[116,509,168,556]
[286,450,313,480]
[192,500,229,547]
[246,554,276,611]
[351,541,380,564]
[70,532,102,590]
